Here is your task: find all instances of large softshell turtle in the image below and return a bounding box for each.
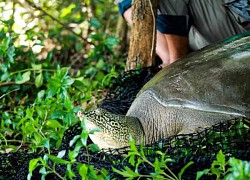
[85,33,250,149]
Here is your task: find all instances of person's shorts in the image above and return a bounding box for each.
[115,0,190,36]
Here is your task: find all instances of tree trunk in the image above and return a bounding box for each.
[126,0,157,70]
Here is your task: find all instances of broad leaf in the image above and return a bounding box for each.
[16,71,31,84]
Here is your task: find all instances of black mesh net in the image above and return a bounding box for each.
[99,66,161,115]
[1,66,250,180]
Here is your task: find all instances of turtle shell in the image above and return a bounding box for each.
[127,32,250,143]
[139,33,250,117]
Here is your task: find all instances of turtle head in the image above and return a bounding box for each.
[83,108,145,149]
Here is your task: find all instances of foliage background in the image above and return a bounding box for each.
[0,0,127,153]
[1,1,250,179]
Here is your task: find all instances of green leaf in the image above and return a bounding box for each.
[89,127,102,134]
[51,109,64,119]
[31,63,42,70]
[2,36,11,52]
[37,90,45,101]
[66,164,76,179]
[6,19,14,26]
[39,167,47,175]
[35,106,46,119]
[87,165,98,179]
[227,158,250,179]
[65,112,73,125]
[80,130,89,146]
[128,153,136,167]
[100,168,109,178]
[88,143,100,153]
[1,71,9,81]
[75,43,83,52]
[69,135,80,147]
[47,77,61,97]
[113,166,140,178]
[27,173,32,180]
[112,167,130,177]
[7,46,15,63]
[135,158,143,173]
[64,95,72,111]
[68,150,78,161]
[46,120,62,128]
[78,164,88,178]
[46,51,53,61]
[96,59,105,69]
[196,171,204,180]
[62,77,74,87]
[82,78,91,87]
[74,141,84,153]
[0,49,4,58]
[129,137,138,153]
[105,36,119,49]
[43,154,49,162]
[216,150,226,165]
[16,71,31,84]
[57,150,66,158]
[42,139,50,149]
[73,80,85,90]
[178,161,194,179]
[29,158,41,172]
[90,18,101,28]
[47,154,70,164]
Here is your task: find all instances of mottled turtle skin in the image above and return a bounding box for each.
[85,33,250,149]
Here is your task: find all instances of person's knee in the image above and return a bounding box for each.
[116,0,132,24]
[116,0,132,17]
[123,7,133,25]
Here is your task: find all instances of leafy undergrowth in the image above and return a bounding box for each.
[0,23,122,154]
[113,145,250,180]
[26,116,250,179]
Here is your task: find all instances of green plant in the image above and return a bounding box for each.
[0,62,84,152]
[28,116,109,179]
[113,138,194,179]
[196,150,250,180]
[226,158,250,180]
[0,25,122,153]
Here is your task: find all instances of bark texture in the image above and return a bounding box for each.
[126,0,157,70]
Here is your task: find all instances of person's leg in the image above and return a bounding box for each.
[165,34,189,64]
[157,15,189,64]
[123,7,171,67]
[156,31,170,67]
[157,0,190,64]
